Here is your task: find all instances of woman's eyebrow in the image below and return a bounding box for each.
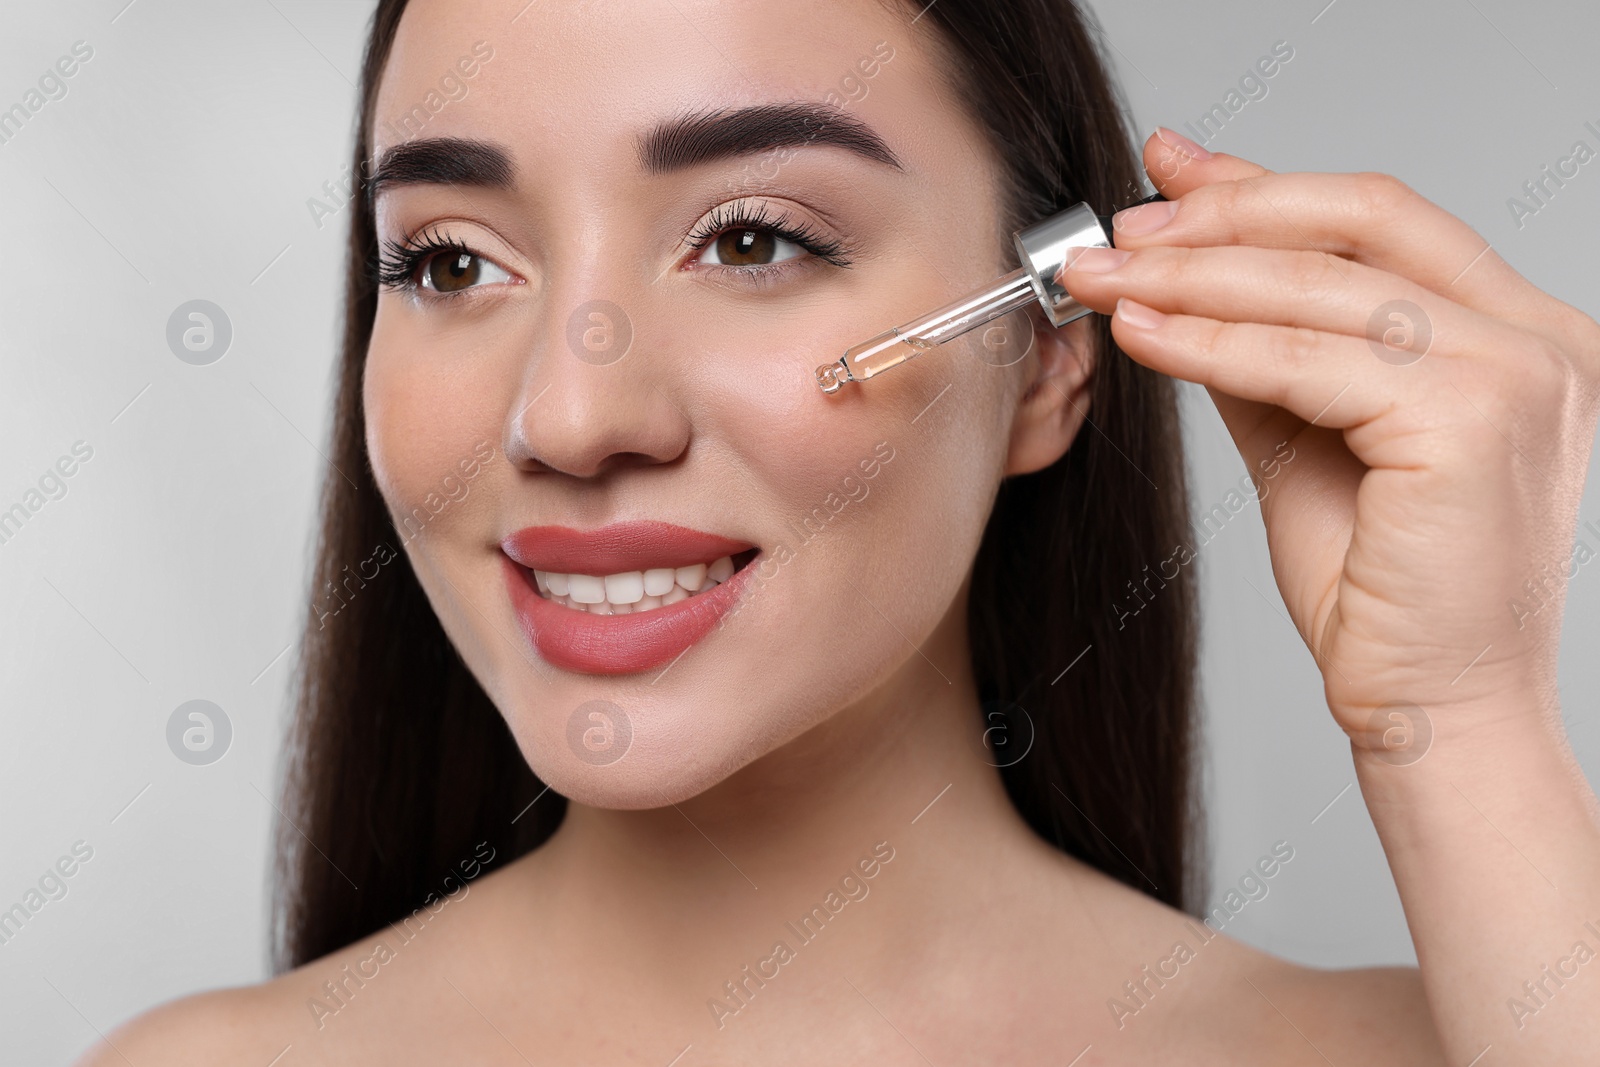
[368,137,516,201]
[364,102,900,200]
[638,101,904,174]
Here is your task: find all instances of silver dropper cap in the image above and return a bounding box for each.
[1011,200,1113,329]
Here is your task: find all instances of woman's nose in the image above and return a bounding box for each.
[502,296,692,478]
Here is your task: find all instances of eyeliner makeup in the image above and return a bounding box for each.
[815,191,1167,393]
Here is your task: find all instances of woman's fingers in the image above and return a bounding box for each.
[1107,300,1390,431]
[1065,242,1521,360]
[1139,126,1271,196]
[1123,135,1560,340]
[1112,294,1563,470]
[1060,242,1545,460]
[1203,391,1365,651]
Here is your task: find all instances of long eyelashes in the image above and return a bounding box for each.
[373,201,854,295]
[375,224,468,291]
[683,200,854,269]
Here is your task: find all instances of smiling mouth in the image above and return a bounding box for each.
[519,548,760,615]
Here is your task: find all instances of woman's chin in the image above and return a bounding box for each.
[509,715,752,811]
[531,758,738,811]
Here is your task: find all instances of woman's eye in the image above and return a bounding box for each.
[421,250,513,293]
[696,228,806,268]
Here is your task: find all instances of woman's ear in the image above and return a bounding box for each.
[1004,310,1096,476]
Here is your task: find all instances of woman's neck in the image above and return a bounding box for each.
[519,588,1070,986]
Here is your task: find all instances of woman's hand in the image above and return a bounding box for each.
[1063,128,1600,751]
[1060,127,1600,1067]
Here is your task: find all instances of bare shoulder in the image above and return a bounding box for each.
[75,925,454,1065]
[1235,956,1448,1066]
[1050,857,1446,1065]
[1150,918,1448,1065]
[74,856,530,1066]
[72,980,298,1067]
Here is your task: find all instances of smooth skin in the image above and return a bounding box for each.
[78,0,1600,1063]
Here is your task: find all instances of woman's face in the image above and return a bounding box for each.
[363,0,1073,807]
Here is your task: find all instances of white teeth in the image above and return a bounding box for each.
[531,554,742,615]
[604,571,644,605]
[567,573,605,605]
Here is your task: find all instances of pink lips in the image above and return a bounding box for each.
[500,520,758,675]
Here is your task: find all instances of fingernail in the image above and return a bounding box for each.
[1112,199,1180,237]
[1115,297,1166,330]
[1155,126,1213,162]
[1065,247,1130,273]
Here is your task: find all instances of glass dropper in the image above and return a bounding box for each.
[816,192,1166,394]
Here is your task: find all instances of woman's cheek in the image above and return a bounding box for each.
[719,342,990,635]
[716,335,820,421]
[362,318,493,533]
[705,336,896,515]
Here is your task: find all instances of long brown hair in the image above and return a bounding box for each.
[273,0,1202,972]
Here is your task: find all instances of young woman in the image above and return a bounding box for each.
[86,0,1600,1063]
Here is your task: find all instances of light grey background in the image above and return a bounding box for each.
[2,1,1597,1062]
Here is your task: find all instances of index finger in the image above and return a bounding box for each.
[1121,129,1552,333]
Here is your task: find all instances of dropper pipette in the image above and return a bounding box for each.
[815,192,1166,393]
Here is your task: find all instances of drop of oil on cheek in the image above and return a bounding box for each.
[707,328,940,438]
